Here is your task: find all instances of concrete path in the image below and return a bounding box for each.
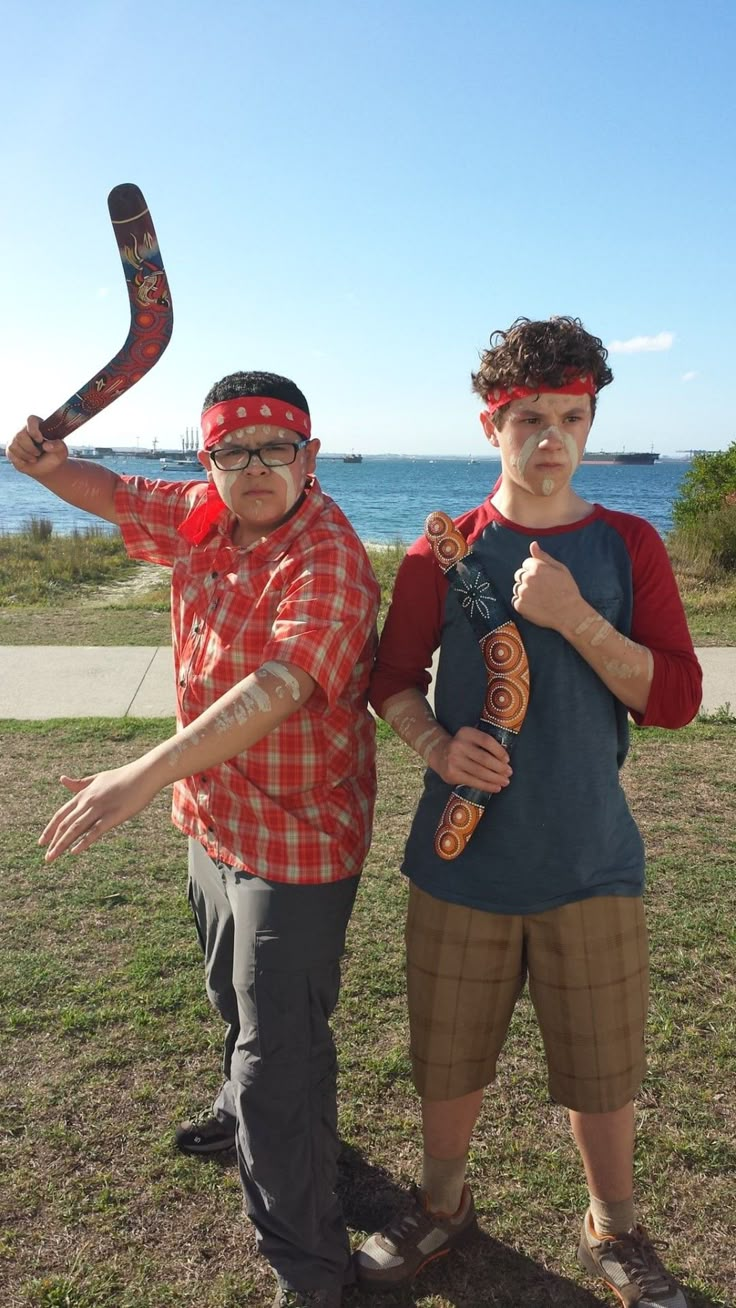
[0,645,733,720]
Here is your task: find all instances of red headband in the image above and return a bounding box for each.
[485,374,596,416]
[201,396,311,449]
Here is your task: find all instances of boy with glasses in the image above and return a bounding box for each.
[355,318,701,1308]
[7,371,379,1308]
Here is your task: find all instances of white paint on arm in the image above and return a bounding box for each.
[141,661,315,788]
[258,660,303,701]
[566,602,655,710]
[383,689,448,764]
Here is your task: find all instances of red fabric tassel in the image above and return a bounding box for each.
[177,482,228,545]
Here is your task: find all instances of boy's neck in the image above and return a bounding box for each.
[490,480,593,529]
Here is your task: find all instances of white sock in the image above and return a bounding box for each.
[589,1194,636,1237]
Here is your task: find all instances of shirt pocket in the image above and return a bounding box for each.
[583,592,625,627]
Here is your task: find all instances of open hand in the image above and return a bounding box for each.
[39,760,162,864]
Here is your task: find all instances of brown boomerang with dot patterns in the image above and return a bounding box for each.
[425,510,531,860]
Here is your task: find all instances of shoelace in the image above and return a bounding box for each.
[607,1228,674,1296]
[383,1192,427,1245]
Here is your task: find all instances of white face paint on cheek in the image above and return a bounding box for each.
[218,469,241,512]
[514,426,581,483]
[560,431,581,470]
[268,462,300,512]
[513,433,540,476]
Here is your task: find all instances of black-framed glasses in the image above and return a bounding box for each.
[209,437,310,472]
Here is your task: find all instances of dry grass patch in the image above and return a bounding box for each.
[0,721,733,1307]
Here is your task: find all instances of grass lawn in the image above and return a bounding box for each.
[0,720,734,1308]
[0,527,734,646]
[0,543,408,646]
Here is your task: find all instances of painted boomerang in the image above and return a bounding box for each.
[39,184,173,440]
[424,510,531,861]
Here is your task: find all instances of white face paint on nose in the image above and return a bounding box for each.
[514,426,581,478]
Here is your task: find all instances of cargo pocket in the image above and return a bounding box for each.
[253,931,311,1064]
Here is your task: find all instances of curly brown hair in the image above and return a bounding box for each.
[471,317,613,425]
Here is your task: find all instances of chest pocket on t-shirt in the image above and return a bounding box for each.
[583,593,625,627]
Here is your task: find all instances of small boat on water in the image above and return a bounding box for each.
[160,457,201,470]
[343,452,363,463]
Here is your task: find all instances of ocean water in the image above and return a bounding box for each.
[0,454,689,542]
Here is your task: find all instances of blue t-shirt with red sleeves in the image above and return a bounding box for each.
[370,499,702,916]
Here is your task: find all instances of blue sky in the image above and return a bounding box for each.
[2,0,734,456]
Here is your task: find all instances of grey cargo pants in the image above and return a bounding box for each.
[187,839,359,1296]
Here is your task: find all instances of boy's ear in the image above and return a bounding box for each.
[305,437,320,473]
[198,449,211,472]
[480,411,499,446]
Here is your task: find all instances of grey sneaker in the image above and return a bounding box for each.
[355,1183,477,1287]
[174,1114,236,1155]
[578,1209,689,1307]
[271,1288,341,1307]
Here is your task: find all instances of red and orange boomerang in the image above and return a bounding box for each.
[39,184,173,440]
[425,511,531,860]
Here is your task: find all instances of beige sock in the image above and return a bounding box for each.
[420,1152,468,1215]
[589,1194,636,1238]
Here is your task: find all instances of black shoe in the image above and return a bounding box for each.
[174,1114,236,1155]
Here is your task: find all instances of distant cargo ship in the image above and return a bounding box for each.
[582,451,660,465]
[343,452,363,463]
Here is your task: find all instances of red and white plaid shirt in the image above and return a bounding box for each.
[115,475,379,884]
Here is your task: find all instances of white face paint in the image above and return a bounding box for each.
[210,426,310,527]
[217,468,242,513]
[511,432,539,476]
[266,461,300,513]
[559,429,582,471]
[513,426,581,478]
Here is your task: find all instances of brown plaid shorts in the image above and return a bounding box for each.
[406,883,649,1112]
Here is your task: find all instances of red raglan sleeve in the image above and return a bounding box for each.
[611,513,702,728]
[369,537,448,718]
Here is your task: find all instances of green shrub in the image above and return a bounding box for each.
[668,506,736,576]
[672,442,736,527]
[669,443,736,575]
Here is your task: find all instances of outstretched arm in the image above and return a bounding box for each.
[40,660,315,863]
[6,416,121,524]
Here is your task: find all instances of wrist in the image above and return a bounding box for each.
[559,596,598,642]
[426,735,449,776]
[138,743,180,792]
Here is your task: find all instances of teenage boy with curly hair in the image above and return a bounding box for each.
[356,318,701,1308]
[8,372,379,1308]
